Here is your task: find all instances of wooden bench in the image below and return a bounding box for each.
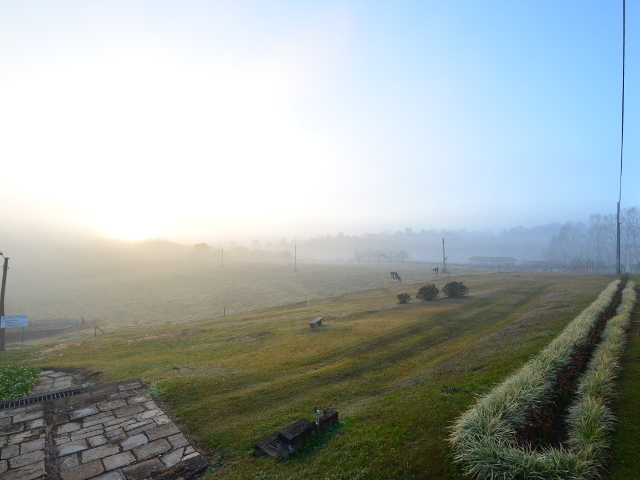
[308,317,324,331]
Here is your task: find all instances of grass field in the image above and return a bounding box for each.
[4,268,636,479]
[7,258,459,333]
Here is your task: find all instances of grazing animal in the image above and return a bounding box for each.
[390,271,402,281]
[433,267,439,276]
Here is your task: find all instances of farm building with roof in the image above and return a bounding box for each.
[469,256,517,266]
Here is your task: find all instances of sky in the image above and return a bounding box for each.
[1,1,638,246]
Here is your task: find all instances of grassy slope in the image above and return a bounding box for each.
[7,260,466,332]
[1,272,620,479]
[608,282,640,479]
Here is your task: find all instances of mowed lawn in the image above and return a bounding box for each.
[4,271,635,479]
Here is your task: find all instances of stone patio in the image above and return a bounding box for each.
[0,371,208,480]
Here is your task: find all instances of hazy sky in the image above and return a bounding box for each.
[1,1,638,245]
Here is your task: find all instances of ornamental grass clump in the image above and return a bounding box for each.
[0,366,40,400]
[514,279,626,448]
[450,279,636,480]
[565,281,637,462]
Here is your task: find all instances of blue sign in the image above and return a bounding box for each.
[1,315,28,328]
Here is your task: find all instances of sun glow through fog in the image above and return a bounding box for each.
[3,2,635,246]
[2,47,342,241]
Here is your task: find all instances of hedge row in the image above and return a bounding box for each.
[449,280,637,479]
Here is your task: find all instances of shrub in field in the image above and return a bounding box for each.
[396,293,411,304]
[0,366,40,400]
[449,280,636,480]
[416,284,439,301]
[443,281,468,298]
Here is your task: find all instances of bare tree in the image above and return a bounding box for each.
[397,250,410,266]
[621,207,640,272]
[547,207,640,273]
[547,221,587,267]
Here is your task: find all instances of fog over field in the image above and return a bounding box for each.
[2,221,560,264]
[1,1,638,252]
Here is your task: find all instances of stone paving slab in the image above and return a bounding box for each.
[0,371,208,479]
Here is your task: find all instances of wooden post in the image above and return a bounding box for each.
[294,245,297,271]
[223,307,226,317]
[0,256,9,352]
[345,286,347,295]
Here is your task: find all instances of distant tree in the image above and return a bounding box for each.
[193,243,210,252]
[443,281,469,298]
[547,221,588,267]
[278,251,293,262]
[416,284,439,301]
[397,250,410,266]
[621,207,640,272]
[363,249,375,264]
[397,293,411,304]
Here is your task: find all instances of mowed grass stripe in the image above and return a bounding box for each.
[162,285,543,402]
[159,276,606,460]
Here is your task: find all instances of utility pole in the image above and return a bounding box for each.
[0,255,9,352]
[617,0,626,275]
[294,245,297,271]
[442,238,447,273]
[617,202,621,275]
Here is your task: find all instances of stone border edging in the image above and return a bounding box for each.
[1,377,209,480]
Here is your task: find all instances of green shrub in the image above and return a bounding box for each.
[0,366,40,400]
[443,281,468,298]
[396,293,411,304]
[147,382,161,397]
[416,284,439,301]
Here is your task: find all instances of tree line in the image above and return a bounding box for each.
[546,207,640,272]
[352,249,411,265]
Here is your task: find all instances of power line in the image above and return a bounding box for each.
[616,0,625,275]
[619,0,625,204]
